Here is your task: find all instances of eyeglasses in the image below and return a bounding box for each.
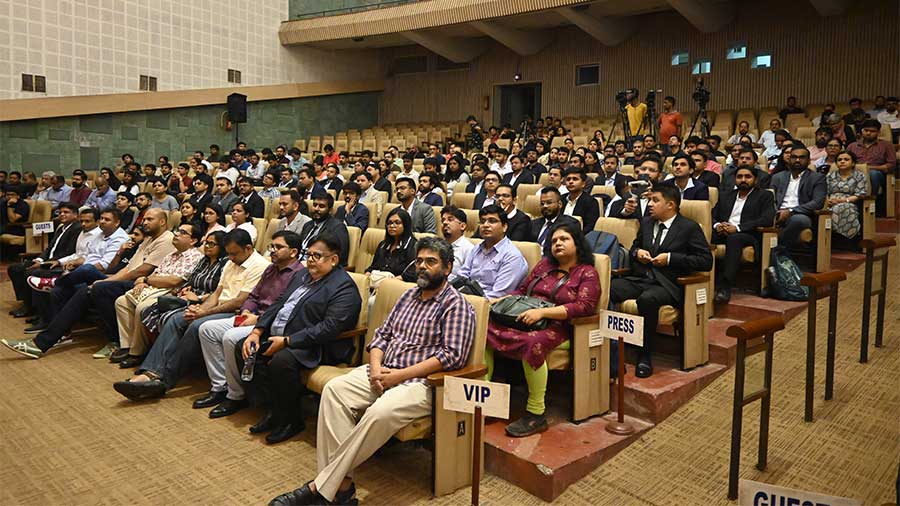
[386,220,403,227]
[414,257,441,267]
[305,250,333,262]
[267,243,289,252]
[203,241,218,248]
[174,229,191,236]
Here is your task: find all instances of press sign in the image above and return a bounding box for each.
[598,310,644,347]
[739,480,861,506]
[444,376,510,419]
[32,221,54,235]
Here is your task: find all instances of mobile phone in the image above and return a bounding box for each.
[234,314,247,326]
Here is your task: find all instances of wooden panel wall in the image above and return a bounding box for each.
[378,0,899,124]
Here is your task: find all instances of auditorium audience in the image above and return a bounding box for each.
[334,182,370,233]
[847,119,896,215]
[395,176,437,234]
[275,190,311,235]
[486,183,530,241]
[355,171,385,220]
[826,151,868,250]
[1,186,30,238]
[200,203,227,240]
[297,192,351,266]
[366,207,417,282]
[440,206,474,277]
[225,202,259,244]
[661,153,710,200]
[457,204,528,298]
[688,151,722,189]
[530,187,580,248]
[268,236,475,506]
[211,175,239,213]
[609,185,713,377]
[474,170,501,209]
[770,146,827,251]
[188,173,214,212]
[417,172,444,206]
[562,168,600,233]
[486,220,600,436]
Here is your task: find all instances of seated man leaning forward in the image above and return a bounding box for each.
[113,228,270,400]
[268,236,476,506]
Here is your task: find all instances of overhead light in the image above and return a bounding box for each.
[514,72,522,81]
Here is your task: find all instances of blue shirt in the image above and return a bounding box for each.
[84,227,129,270]
[269,270,315,336]
[36,185,73,209]
[457,236,528,299]
[85,188,117,210]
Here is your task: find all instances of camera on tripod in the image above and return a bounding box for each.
[692,78,711,108]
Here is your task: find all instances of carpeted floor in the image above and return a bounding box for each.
[1,247,898,506]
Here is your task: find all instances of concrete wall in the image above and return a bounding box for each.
[0,92,380,175]
[288,0,413,19]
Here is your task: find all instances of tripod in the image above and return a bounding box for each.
[607,104,632,148]
[686,103,711,142]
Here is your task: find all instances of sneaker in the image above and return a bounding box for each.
[53,334,74,348]
[1,338,43,359]
[505,412,548,438]
[92,343,118,359]
[26,276,56,292]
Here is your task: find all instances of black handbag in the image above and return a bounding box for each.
[155,295,189,313]
[451,276,485,297]
[489,269,569,332]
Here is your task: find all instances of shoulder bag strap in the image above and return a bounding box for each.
[526,268,571,298]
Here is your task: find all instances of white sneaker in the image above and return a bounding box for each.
[27,276,56,292]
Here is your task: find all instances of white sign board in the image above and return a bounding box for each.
[739,480,862,506]
[597,310,644,347]
[32,221,54,236]
[443,376,510,419]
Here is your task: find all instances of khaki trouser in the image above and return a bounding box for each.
[314,365,431,501]
[115,287,170,355]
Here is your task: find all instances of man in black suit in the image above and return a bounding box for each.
[594,154,633,193]
[237,232,362,443]
[473,170,501,209]
[562,168,600,234]
[689,151,722,189]
[501,155,535,190]
[660,153,710,201]
[188,173,214,213]
[722,148,771,193]
[712,167,776,303]
[465,162,488,194]
[477,184,530,241]
[524,146,547,176]
[528,187,579,248]
[607,155,665,219]
[768,145,826,250]
[236,176,265,218]
[609,185,713,377]
[297,192,350,266]
[8,202,81,317]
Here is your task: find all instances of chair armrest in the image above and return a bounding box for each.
[861,195,876,201]
[611,268,631,276]
[427,364,489,386]
[346,265,355,273]
[677,273,710,285]
[814,209,831,216]
[756,227,778,234]
[332,327,367,341]
[18,252,40,260]
[571,314,599,326]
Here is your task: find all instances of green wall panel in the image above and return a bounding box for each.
[0,92,380,176]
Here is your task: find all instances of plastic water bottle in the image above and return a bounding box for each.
[241,342,257,382]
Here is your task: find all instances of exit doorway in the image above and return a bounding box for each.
[494,82,541,132]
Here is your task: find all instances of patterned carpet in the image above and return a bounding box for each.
[0,246,897,506]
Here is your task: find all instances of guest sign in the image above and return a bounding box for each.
[598,310,644,347]
[738,480,861,506]
[444,377,510,419]
[32,221,54,236]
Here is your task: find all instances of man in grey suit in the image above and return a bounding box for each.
[395,176,437,234]
[768,146,826,249]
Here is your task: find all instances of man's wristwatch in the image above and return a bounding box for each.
[284,336,291,347]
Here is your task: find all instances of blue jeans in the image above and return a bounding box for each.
[139,309,233,389]
[779,213,813,250]
[869,169,886,199]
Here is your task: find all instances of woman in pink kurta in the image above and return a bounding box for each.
[486,221,600,437]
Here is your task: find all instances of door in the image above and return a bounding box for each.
[495,83,541,131]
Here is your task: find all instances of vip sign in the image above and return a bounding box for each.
[443,377,510,419]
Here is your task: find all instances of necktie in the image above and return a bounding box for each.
[538,220,553,246]
[652,223,666,253]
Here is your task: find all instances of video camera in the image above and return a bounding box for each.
[615,88,638,109]
[692,78,711,108]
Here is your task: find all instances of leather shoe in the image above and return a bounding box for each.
[268,481,317,506]
[109,347,130,363]
[192,390,227,409]
[209,398,248,419]
[249,412,276,434]
[714,288,732,305]
[635,355,653,378]
[24,321,48,333]
[113,379,166,401]
[13,307,34,318]
[266,421,305,444]
[119,355,143,369]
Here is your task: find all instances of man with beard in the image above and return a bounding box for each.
[267,237,476,506]
[396,176,437,234]
[297,192,350,266]
[722,148,771,192]
[236,176,265,218]
[607,156,666,220]
[416,172,444,206]
[726,121,759,149]
[68,170,92,206]
[711,167,776,304]
[334,182,370,233]
[847,119,896,215]
[131,192,153,230]
[529,187,579,248]
[440,206,474,277]
[769,145,826,251]
[807,127,834,165]
[275,190,311,235]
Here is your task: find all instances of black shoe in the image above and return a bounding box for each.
[109,347,130,363]
[269,482,317,506]
[25,315,41,324]
[192,390,227,409]
[505,412,549,437]
[24,321,48,333]
[714,288,732,305]
[119,355,143,369]
[331,483,358,505]
[12,306,34,318]
[249,412,276,434]
[209,398,248,418]
[113,379,167,401]
[635,354,653,378]
[266,421,305,444]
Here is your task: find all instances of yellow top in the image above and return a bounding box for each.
[626,103,648,136]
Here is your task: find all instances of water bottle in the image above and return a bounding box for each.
[241,342,257,382]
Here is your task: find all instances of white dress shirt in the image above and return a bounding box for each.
[781,174,802,210]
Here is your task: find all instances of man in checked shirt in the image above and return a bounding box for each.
[269,236,477,506]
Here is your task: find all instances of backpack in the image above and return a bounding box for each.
[763,247,809,301]
[584,230,628,270]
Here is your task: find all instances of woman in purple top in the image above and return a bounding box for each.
[486,221,600,437]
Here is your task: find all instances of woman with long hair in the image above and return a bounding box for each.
[100,167,122,192]
[485,221,600,437]
[200,203,226,239]
[224,202,258,243]
[366,207,416,281]
[827,150,868,249]
[443,155,470,197]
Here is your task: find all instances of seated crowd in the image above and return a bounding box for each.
[1,95,896,505]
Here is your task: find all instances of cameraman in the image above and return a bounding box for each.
[466,115,485,152]
[625,89,648,143]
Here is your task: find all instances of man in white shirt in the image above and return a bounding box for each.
[440,206,474,278]
[399,154,419,182]
[725,121,759,149]
[490,148,512,176]
[876,96,900,143]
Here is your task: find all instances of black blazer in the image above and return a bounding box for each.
[473,192,495,210]
[298,216,351,266]
[608,197,650,220]
[474,209,530,242]
[527,214,580,245]
[659,178,710,201]
[628,215,714,304]
[695,170,721,189]
[189,191,213,213]
[321,177,344,194]
[593,172,634,197]
[769,169,827,217]
[712,188,776,237]
[721,165,771,193]
[565,191,601,233]
[255,268,362,369]
[240,192,266,219]
[42,222,82,260]
[501,170,535,189]
[373,178,392,202]
[465,180,484,194]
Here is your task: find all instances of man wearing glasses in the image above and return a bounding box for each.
[474,170,502,209]
[113,228,269,401]
[229,232,362,444]
[457,204,528,299]
[769,146,826,251]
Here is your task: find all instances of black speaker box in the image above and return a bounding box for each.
[227,93,247,123]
